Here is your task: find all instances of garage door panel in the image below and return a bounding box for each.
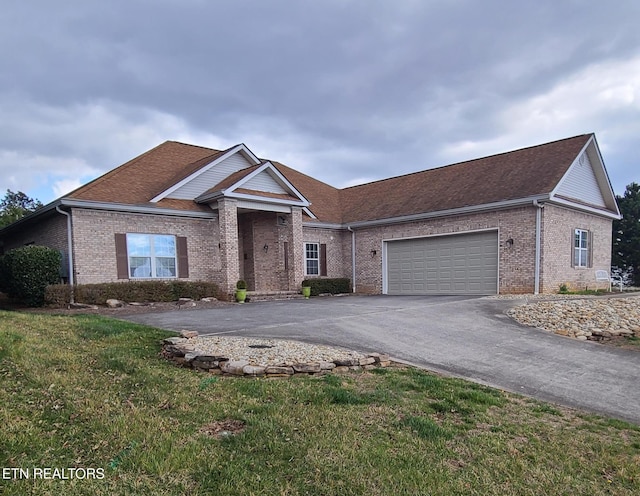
[386,231,498,295]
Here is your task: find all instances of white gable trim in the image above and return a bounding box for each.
[195,162,311,208]
[550,135,620,216]
[150,144,261,203]
[231,162,310,203]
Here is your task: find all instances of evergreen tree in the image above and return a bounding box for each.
[612,182,640,286]
[0,190,43,228]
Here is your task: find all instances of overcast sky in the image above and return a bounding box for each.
[1,0,639,205]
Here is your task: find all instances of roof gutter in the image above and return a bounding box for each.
[533,199,544,295]
[55,205,75,302]
[347,226,356,293]
[59,199,217,219]
[345,195,551,229]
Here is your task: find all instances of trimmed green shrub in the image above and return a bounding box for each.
[2,246,61,306]
[301,278,351,296]
[44,284,73,307]
[44,280,220,307]
[0,254,9,293]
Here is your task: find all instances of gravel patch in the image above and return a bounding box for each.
[189,335,366,367]
[507,296,640,341]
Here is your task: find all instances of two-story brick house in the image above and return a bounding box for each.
[0,133,621,296]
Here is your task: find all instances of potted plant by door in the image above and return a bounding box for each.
[235,280,247,303]
[301,280,312,299]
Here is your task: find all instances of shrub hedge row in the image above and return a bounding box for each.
[301,278,351,296]
[0,246,62,306]
[45,280,221,307]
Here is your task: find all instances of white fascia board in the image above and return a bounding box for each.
[302,207,317,219]
[235,143,261,164]
[587,137,621,215]
[302,221,345,230]
[236,200,292,213]
[345,195,550,229]
[194,190,224,203]
[149,144,261,203]
[230,161,311,205]
[226,191,309,207]
[547,196,622,220]
[59,198,218,219]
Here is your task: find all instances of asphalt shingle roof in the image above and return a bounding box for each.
[65,134,595,224]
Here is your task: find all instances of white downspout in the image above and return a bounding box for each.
[56,206,75,302]
[347,226,356,293]
[533,200,544,295]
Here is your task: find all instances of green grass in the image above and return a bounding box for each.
[1,311,640,495]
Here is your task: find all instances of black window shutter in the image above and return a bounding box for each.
[177,236,189,278]
[588,231,594,268]
[320,243,327,276]
[570,229,576,268]
[115,233,129,279]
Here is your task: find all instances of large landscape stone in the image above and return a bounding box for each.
[221,360,250,375]
[292,363,322,373]
[243,365,266,376]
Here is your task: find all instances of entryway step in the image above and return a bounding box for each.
[246,291,305,302]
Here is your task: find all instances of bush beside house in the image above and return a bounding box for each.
[302,278,351,296]
[44,280,220,307]
[0,245,61,306]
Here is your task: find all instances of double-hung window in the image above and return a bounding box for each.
[127,234,177,278]
[305,242,319,276]
[573,229,590,268]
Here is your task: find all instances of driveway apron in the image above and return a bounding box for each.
[124,295,640,424]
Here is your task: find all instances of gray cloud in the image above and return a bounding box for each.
[1,0,638,203]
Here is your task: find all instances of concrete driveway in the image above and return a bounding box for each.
[124,295,640,424]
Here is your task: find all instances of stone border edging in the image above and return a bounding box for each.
[162,331,392,377]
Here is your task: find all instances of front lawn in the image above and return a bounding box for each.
[1,311,639,495]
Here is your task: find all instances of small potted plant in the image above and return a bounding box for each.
[235,280,247,303]
[301,280,312,299]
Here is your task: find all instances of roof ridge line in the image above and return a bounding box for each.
[341,133,592,192]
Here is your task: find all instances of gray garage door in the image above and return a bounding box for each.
[386,231,498,295]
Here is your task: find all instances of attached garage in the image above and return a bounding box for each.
[385,230,498,295]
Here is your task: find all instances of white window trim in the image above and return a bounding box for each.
[574,228,589,268]
[127,233,178,279]
[304,242,320,276]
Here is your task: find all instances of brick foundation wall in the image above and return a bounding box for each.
[540,204,613,292]
[71,208,220,285]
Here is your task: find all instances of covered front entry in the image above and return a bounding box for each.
[385,230,499,295]
[216,197,306,295]
[237,210,298,291]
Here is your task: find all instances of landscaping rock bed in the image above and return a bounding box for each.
[507,296,640,342]
[162,330,391,376]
